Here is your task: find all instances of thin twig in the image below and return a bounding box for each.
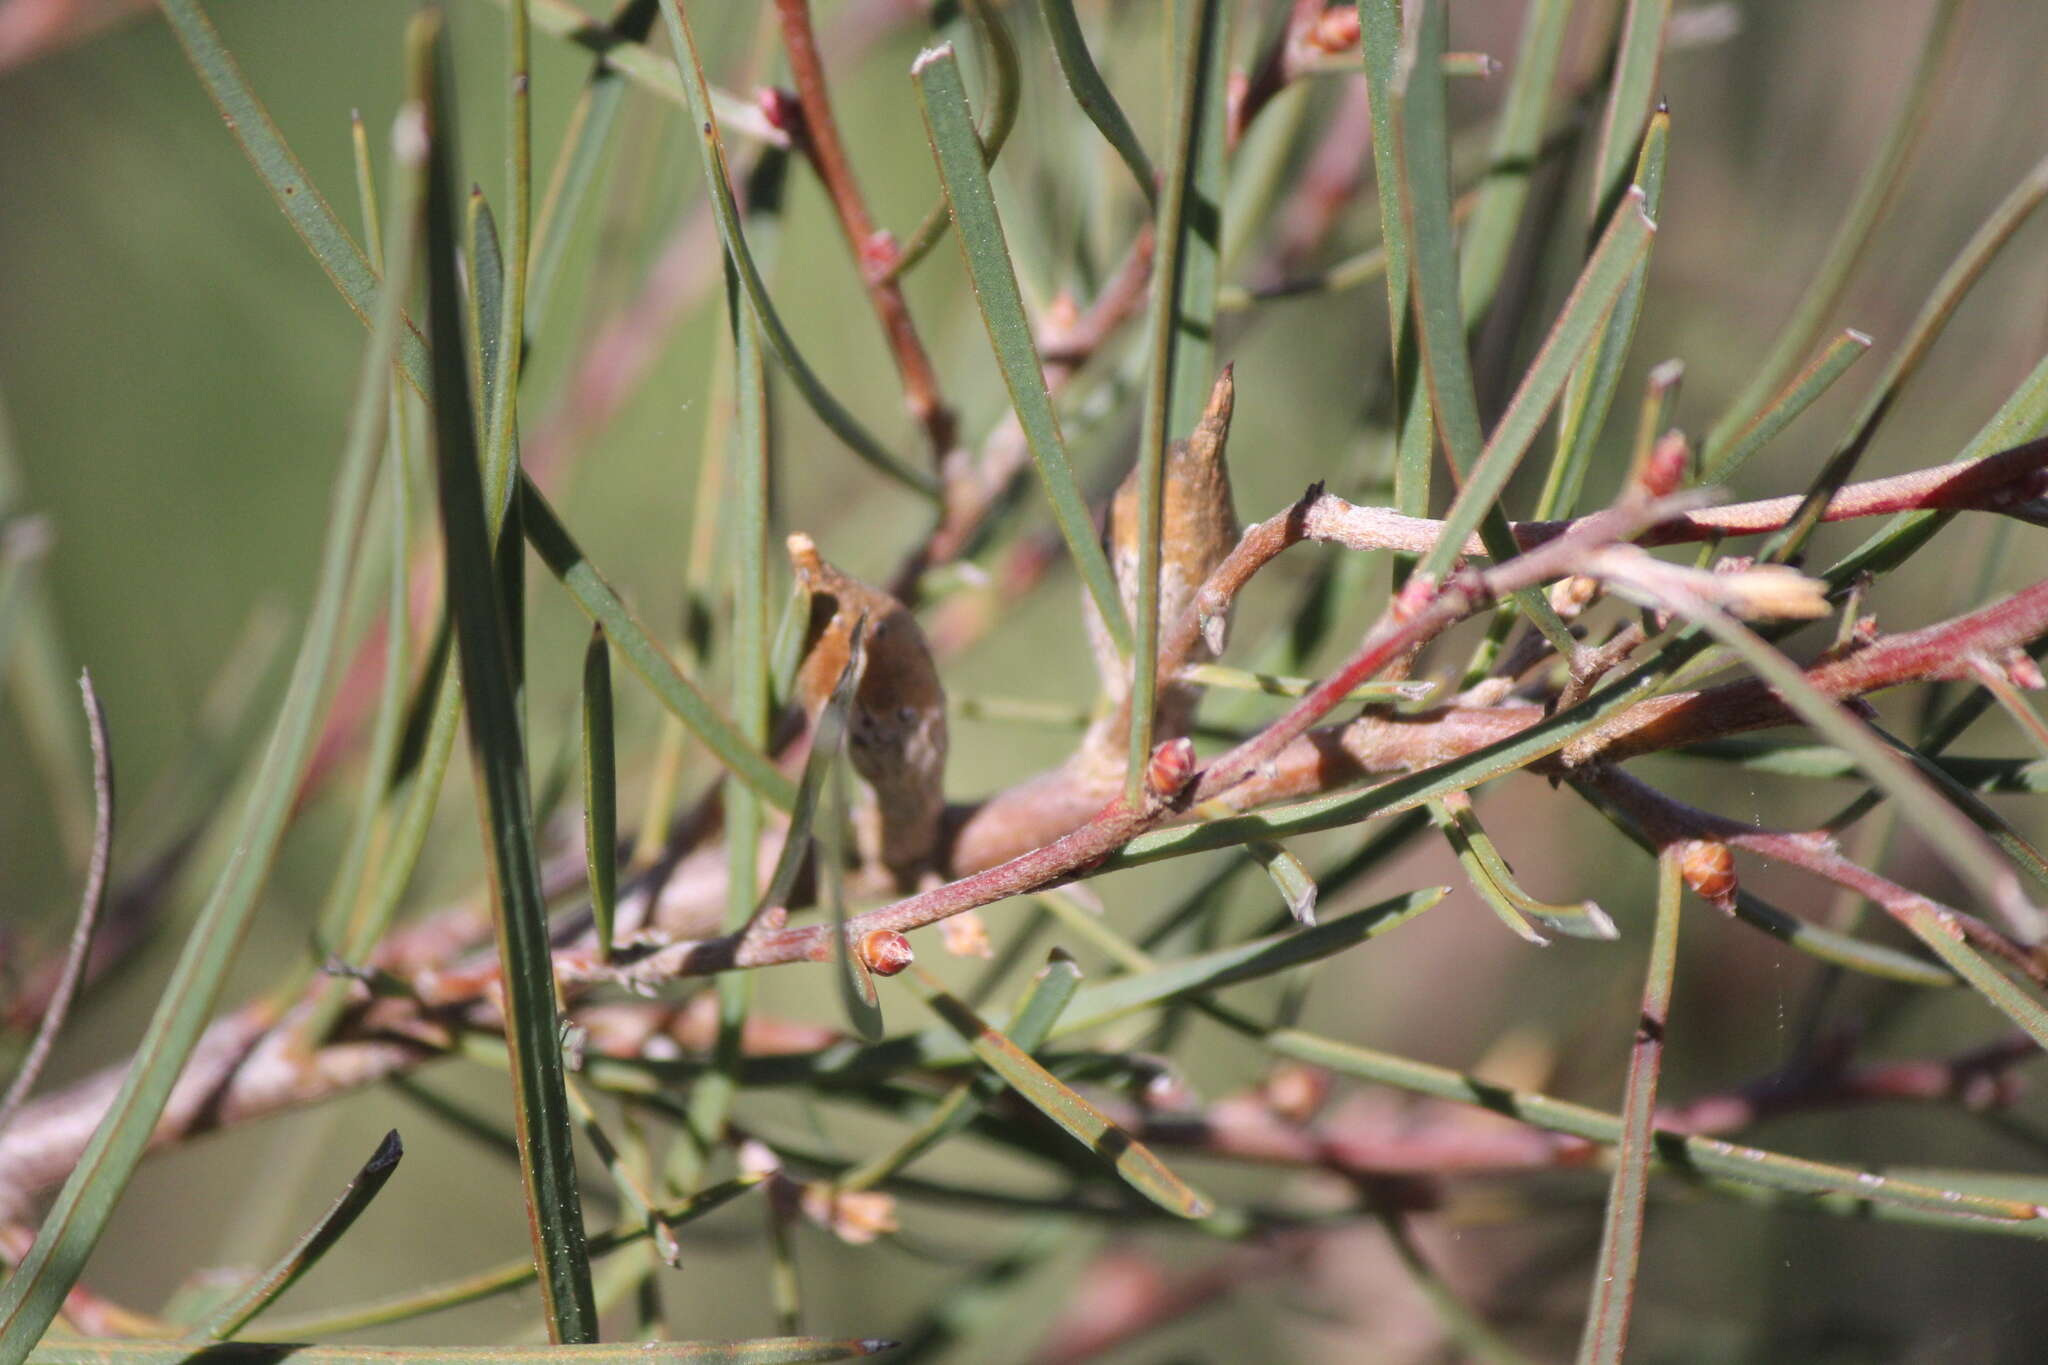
[0,671,114,1138]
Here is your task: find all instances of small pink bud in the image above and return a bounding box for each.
[1145,737,1197,798]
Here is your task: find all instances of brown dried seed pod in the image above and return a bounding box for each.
[858,929,915,977]
[789,534,948,889]
[1677,839,1737,905]
[1080,368,1240,773]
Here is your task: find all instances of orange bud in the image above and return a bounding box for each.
[1678,839,1737,906]
[858,929,914,977]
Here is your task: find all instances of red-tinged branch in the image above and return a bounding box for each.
[774,0,955,463]
[1579,766,2046,982]
[563,739,1197,984]
[1184,498,1686,807]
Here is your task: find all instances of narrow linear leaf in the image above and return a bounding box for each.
[257,1178,764,1339]
[197,1131,405,1340]
[581,628,618,961]
[911,43,1130,654]
[1703,328,1871,482]
[492,0,783,146]
[1586,0,1671,226]
[159,0,787,811]
[653,0,937,499]
[1887,903,2048,1053]
[1126,0,1226,801]
[523,485,794,808]
[528,0,661,335]
[1230,1019,2039,1226]
[1359,0,1433,580]
[486,0,532,513]
[886,0,1024,282]
[842,951,1084,1191]
[1577,850,1681,1365]
[1418,185,1657,584]
[1431,793,1616,944]
[1394,0,1578,651]
[1604,574,2042,940]
[1766,149,2048,564]
[1540,105,1669,520]
[1050,886,1447,1040]
[1702,0,1966,456]
[686,276,777,1176]
[904,968,1214,1219]
[1181,664,1434,704]
[1039,0,1154,203]
[417,17,595,1338]
[0,37,426,1357]
[1457,0,1573,325]
[561,1078,680,1267]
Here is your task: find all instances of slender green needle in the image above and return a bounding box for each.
[1702,0,1967,456]
[911,44,1131,654]
[0,27,426,1356]
[1576,851,1681,1365]
[654,0,938,499]
[196,1131,405,1340]
[1039,0,1154,204]
[904,967,1214,1219]
[417,18,596,1339]
[581,627,618,961]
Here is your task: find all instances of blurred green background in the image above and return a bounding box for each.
[6,1,2048,1360]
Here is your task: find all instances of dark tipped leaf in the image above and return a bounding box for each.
[582,628,618,961]
[197,1131,405,1339]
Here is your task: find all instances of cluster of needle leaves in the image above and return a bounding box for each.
[4,2,2048,1363]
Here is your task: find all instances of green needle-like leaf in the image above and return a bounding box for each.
[417,17,595,1338]
[581,627,618,961]
[1702,0,1966,457]
[653,0,938,500]
[158,0,788,810]
[257,1179,764,1338]
[911,42,1130,655]
[1039,0,1154,203]
[1224,1018,2041,1228]
[1607,575,2042,941]
[841,951,1083,1190]
[0,28,424,1358]
[196,1131,405,1340]
[1431,793,1617,944]
[1586,0,1670,228]
[1765,149,2048,564]
[1417,185,1656,585]
[886,0,1023,282]
[1577,850,1681,1365]
[1539,105,1669,520]
[905,968,1214,1219]
[1457,0,1573,326]
[1702,328,1872,483]
[522,485,793,808]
